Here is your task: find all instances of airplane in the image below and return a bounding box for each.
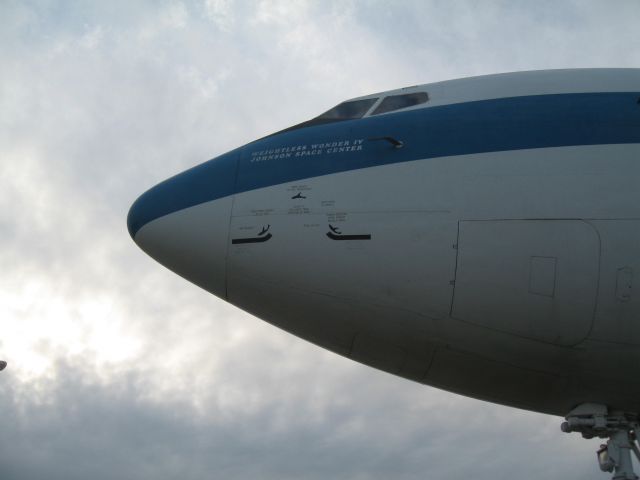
[128,68,640,479]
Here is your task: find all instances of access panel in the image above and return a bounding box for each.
[451,220,600,346]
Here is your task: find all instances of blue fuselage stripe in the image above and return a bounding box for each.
[237,92,640,192]
[128,92,640,237]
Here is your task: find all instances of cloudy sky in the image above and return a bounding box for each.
[1,1,639,478]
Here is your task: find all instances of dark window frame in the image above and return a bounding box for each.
[260,97,379,139]
[315,97,379,121]
[371,92,429,116]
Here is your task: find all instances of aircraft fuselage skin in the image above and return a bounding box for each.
[128,69,640,417]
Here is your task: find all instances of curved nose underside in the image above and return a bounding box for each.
[127,152,238,299]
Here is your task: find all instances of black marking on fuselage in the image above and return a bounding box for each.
[291,192,307,200]
[367,136,404,148]
[232,233,273,244]
[232,225,272,244]
[326,231,371,241]
[258,224,270,236]
[328,224,341,234]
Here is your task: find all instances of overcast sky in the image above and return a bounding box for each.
[1,1,639,478]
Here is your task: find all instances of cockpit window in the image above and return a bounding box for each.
[371,92,429,116]
[258,97,379,140]
[315,98,379,121]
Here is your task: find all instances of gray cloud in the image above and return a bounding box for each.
[0,359,597,480]
[1,0,638,478]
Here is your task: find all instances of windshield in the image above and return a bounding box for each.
[371,92,429,115]
[315,98,379,121]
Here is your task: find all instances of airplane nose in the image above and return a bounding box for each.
[127,151,238,299]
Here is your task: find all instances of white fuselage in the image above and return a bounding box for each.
[129,69,640,417]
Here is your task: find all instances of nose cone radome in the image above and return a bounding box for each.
[127,152,238,299]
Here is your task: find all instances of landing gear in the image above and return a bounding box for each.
[562,403,640,480]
